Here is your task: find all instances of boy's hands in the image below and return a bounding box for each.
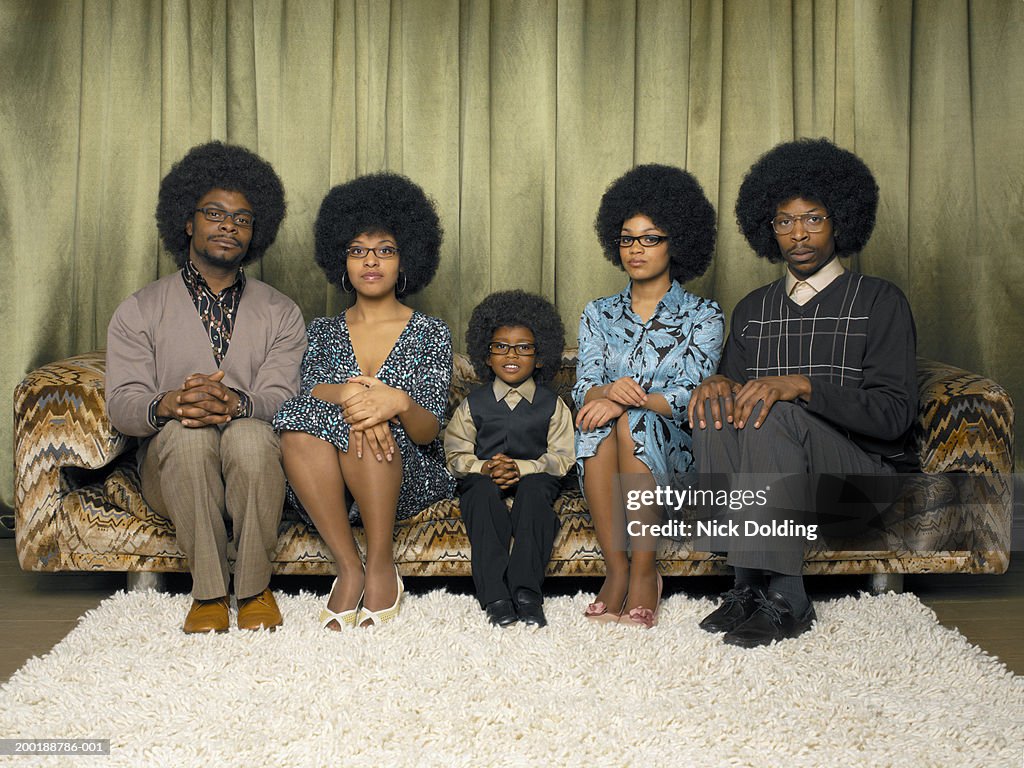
[482,453,520,489]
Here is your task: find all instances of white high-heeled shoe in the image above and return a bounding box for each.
[319,577,362,630]
[357,566,404,627]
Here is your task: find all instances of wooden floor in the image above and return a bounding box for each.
[2,537,1021,682]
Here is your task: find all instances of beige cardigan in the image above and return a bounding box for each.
[106,270,307,438]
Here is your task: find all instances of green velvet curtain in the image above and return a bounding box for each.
[2,0,1023,521]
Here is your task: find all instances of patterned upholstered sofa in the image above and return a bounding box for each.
[14,351,1014,592]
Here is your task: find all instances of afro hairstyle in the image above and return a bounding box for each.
[465,290,565,385]
[734,137,879,261]
[594,164,716,284]
[314,172,442,297]
[156,141,286,267]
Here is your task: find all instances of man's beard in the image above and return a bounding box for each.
[193,244,246,271]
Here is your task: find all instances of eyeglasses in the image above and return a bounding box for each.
[345,246,399,260]
[194,207,254,228]
[771,213,830,235]
[487,342,537,357]
[613,234,670,248]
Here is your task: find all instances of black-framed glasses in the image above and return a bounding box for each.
[345,246,399,260]
[487,342,537,357]
[613,234,670,248]
[771,213,830,235]
[194,207,254,228]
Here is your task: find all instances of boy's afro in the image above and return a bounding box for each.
[156,141,286,267]
[314,172,442,296]
[735,137,879,261]
[594,164,716,284]
[466,290,565,384]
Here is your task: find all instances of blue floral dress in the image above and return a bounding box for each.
[273,311,456,524]
[574,280,724,487]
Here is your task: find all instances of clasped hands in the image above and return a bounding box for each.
[574,376,647,432]
[481,454,520,489]
[159,370,241,428]
[335,375,411,463]
[686,374,811,430]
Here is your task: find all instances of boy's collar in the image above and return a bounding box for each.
[491,377,537,403]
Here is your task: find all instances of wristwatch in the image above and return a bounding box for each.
[230,388,253,419]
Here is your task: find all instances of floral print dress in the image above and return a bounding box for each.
[573,280,724,487]
[273,311,456,524]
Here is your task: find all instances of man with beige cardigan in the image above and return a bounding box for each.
[106,142,307,633]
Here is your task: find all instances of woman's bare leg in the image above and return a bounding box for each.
[582,427,630,614]
[280,431,364,628]
[614,416,661,614]
[338,448,403,625]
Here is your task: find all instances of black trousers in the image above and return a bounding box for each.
[457,473,561,606]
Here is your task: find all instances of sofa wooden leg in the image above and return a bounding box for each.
[869,573,904,594]
[127,571,164,592]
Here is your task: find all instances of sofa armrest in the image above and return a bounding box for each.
[14,351,130,569]
[915,358,1014,475]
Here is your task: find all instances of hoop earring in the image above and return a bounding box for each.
[341,272,354,293]
[397,271,408,295]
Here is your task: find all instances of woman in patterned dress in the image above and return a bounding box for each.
[576,164,724,627]
[274,173,454,629]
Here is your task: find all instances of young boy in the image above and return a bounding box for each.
[445,290,574,628]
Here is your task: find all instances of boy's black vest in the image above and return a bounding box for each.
[466,382,558,460]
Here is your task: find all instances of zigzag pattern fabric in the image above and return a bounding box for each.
[13,351,1014,577]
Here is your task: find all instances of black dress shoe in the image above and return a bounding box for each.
[722,589,816,648]
[699,585,761,634]
[513,588,547,628]
[485,599,518,627]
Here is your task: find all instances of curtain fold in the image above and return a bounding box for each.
[2,0,1022,519]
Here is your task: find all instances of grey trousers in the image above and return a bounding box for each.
[692,400,892,575]
[139,419,284,600]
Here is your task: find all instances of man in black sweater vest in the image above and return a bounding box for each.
[688,138,917,647]
[445,291,574,628]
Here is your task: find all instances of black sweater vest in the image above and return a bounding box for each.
[466,382,558,460]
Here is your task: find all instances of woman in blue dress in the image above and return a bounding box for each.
[576,164,724,627]
[274,174,454,629]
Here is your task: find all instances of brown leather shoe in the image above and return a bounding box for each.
[183,597,230,634]
[237,588,283,631]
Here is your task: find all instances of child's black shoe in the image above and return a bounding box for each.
[485,599,518,627]
[513,588,547,628]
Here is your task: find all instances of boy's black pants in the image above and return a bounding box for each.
[457,473,561,606]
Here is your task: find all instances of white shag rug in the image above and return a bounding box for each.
[1,589,1022,768]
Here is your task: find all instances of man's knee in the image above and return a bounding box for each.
[150,421,223,482]
[691,421,719,453]
[221,420,282,475]
[692,417,739,458]
[744,401,808,440]
[154,420,220,454]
